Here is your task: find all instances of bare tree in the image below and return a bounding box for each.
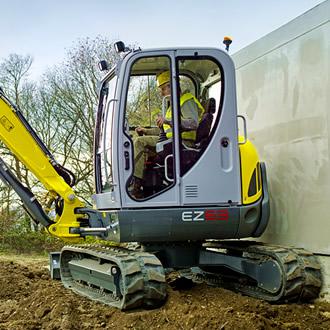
[0,37,125,231]
[0,54,37,228]
[40,36,122,197]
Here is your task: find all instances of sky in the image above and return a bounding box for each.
[0,0,326,80]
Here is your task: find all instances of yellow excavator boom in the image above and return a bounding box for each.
[0,91,84,239]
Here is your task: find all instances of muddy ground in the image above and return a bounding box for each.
[0,254,330,330]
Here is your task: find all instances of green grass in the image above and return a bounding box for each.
[0,231,64,255]
[0,230,120,255]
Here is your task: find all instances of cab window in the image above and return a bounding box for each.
[124,56,175,200]
[176,57,223,175]
[123,55,223,200]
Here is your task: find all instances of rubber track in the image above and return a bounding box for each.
[195,242,322,303]
[60,245,167,310]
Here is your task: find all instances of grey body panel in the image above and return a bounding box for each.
[89,163,269,243]
[104,199,263,243]
[93,191,121,210]
[116,207,239,242]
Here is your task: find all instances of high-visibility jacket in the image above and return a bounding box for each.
[163,93,204,140]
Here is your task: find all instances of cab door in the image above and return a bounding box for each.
[174,48,242,206]
[118,51,182,208]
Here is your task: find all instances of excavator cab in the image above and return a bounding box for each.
[93,46,268,242]
[95,49,242,208]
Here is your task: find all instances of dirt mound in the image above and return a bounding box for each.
[0,257,330,330]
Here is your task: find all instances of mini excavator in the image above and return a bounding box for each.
[0,41,322,309]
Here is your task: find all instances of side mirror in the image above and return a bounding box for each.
[98,60,109,72]
[114,41,126,53]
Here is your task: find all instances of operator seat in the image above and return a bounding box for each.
[180,97,216,175]
[195,97,216,147]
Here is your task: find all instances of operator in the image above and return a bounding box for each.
[131,70,204,198]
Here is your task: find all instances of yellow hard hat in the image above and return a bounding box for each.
[156,71,170,87]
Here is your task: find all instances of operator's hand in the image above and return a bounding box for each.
[135,126,145,136]
[156,115,166,128]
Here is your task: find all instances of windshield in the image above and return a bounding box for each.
[96,73,118,192]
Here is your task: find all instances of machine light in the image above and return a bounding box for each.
[223,36,233,52]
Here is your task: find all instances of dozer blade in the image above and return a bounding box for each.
[60,245,167,310]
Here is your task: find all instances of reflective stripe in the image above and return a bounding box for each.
[163,93,204,140]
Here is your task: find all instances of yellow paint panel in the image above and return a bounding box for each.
[239,137,262,204]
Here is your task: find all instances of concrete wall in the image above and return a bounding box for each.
[318,256,330,301]
[233,1,330,254]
